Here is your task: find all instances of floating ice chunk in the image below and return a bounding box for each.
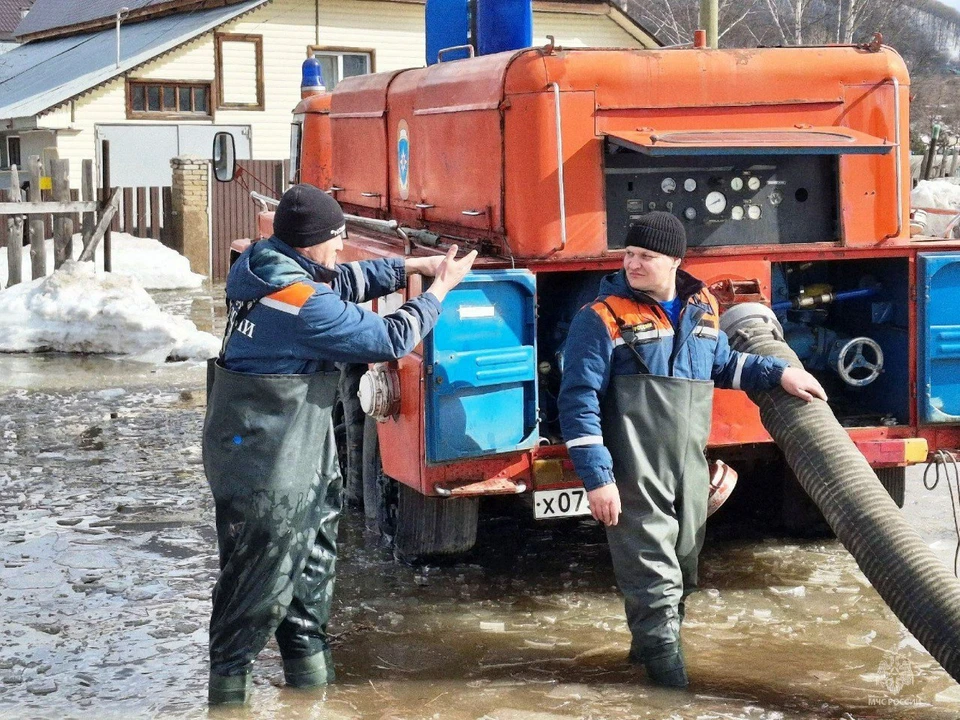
[480,621,506,633]
[769,586,806,598]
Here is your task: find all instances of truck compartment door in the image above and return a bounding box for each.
[919,253,960,423]
[425,270,538,462]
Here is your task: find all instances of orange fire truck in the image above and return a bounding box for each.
[222,30,960,561]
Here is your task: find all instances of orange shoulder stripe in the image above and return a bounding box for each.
[266,282,315,308]
[590,296,671,339]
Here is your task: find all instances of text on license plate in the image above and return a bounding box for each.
[534,488,591,519]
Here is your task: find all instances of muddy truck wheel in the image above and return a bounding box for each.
[336,364,367,508]
[361,415,478,563]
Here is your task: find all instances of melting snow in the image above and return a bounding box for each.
[0,261,218,362]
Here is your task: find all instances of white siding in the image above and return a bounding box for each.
[534,10,642,47]
[220,38,259,105]
[34,0,650,185]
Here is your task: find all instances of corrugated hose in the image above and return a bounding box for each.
[721,304,960,685]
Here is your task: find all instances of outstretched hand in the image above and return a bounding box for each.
[425,244,478,302]
[780,366,828,403]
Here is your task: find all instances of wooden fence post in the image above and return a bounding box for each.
[27,155,45,279]
[51,159,72,269]
[82,159,94,252]
[5,165,23,288]
[101,140,112,272]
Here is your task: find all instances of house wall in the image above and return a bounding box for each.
[35,0,650,187]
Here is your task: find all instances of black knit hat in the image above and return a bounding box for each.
[273,183,346,248]
[625,211,687,259]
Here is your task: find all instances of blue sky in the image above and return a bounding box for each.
[940,0,960,10]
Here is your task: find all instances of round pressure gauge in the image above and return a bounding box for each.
[730,177,744,192]
[747,176,762,191]
[684,207,697,220]
[684,178,698,192]
[705,191,727,215]
[747,204,762,220]
[731,206,744,220]
[769,191,783,206]
[661,177,677,194]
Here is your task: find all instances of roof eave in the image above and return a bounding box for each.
[1,0,269,120]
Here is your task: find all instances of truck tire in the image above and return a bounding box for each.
[876,466,906,509]
[361,415,479,563]
[336,364,367,508]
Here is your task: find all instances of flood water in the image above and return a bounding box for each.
[1,284,959,720]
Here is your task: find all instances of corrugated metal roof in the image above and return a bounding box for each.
[0,0,267,119]
[15,0,177,40]
[0,0,32,39]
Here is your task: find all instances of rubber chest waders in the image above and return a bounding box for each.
[601,372,713,659]
[203,361,342,695]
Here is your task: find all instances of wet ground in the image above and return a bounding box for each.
[2,285,960,720]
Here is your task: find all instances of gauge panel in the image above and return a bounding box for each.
[604,148,839,248]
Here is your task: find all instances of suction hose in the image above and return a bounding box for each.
[720,303,960,684]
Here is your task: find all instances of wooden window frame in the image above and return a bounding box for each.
[126,79,213,120]
[309,46,376,89]
[4,135,20,169]
[215,32,265,111]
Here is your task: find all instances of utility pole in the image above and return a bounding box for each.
[700,0,718,49]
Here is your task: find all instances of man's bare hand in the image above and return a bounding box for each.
[426,244,479,302]
[587,483,621,527]
[404,255,444,277]
[780,366,828,403]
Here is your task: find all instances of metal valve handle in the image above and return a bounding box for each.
[836,337,884,387]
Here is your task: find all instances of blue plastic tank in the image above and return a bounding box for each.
[476,0,532,56]
[426,0,471,65]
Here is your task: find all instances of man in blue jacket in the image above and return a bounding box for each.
[558,212,825,687]
[202,184,476,704]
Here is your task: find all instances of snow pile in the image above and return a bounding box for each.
[911,179,960,211]
[0,261,219,361]
[0,234,204,291]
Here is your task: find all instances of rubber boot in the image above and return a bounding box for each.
[208,671,252,705]
[283,651,335,688]
[642,643,689,688]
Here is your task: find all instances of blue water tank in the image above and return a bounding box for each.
[426,0,471,65]
[476,0,532,56]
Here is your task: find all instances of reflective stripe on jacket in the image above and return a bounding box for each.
[558,269,788,491]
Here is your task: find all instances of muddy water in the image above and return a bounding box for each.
[1,285,959,719]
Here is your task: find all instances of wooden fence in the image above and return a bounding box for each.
[211,159,287,282]
[109,186,174,245]
[1,154,120,288]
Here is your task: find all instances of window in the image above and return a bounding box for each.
[5,136,20,169]
[215,33,264,110]
[127,81,212,119]
[310,48,374,90]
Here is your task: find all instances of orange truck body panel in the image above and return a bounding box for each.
[277,45,960,496]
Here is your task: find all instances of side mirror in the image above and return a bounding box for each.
[212,132,236,182]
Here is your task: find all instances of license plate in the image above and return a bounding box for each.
[534,488,591,519]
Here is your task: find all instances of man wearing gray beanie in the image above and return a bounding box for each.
[558,211,825,687]
[203,184,476,705]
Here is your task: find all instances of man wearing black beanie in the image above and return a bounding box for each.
[558,211,825,687]
[202,184,476,704]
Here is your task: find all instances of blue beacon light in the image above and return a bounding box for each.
[301,51,325,97]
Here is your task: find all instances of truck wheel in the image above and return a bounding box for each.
[361,415,479,563]
[876,467,906,509]
[336,364,367,508]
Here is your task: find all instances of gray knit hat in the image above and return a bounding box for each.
[625,211,687,259]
